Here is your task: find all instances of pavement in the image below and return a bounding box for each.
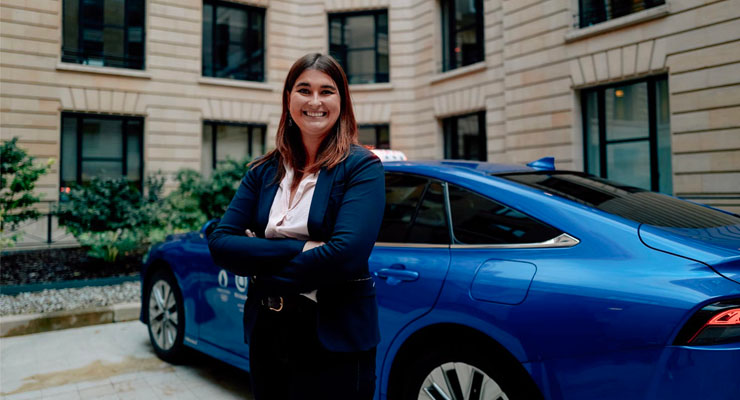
[0,320,254,399]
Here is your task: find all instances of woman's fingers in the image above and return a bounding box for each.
[245,229,256,237]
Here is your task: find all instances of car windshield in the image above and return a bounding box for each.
[497,171,740,229]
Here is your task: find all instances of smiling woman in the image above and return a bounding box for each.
[208,54,384,400]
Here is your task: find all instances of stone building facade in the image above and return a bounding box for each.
[1,0,739,238]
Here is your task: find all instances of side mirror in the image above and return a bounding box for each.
[201,218,220,238]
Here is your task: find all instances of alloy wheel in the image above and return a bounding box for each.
[418,361,509,400]
[148,280,179,351]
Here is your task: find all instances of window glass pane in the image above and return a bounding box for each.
[81,161,122,181]
[656,78,672,194]
[62,0,79,58]
[606,141,651,190]
[501,172,739,229]
[202,4,213,77]
[407,182,449,244]
[82,118,122,158]
[346,15,374,48]
[216,125,249,163]
[605,82,649,141]
[250,126,265,159]
[347,49,376,84]
[202,124,214,177]
[457,113,485,161]
[215,7,248,79]
[448,185,562,245]
[358,126,376,147]
[61,117,78,185]
[378,125,390,149]
[584,90,600,176]
[104,0,124,25]
[103,27,124,63]
[456,27,480,67]
[377,174,428,243]
[126,121,142,182]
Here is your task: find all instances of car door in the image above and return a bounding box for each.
[371,173,451,346]
[188,235,250,356]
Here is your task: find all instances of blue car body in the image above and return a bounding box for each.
[141,160,740,400]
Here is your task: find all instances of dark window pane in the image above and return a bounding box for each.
[444,112,486,161]
[358,126,376,147]
[328,10,389,83]
[62,0,144,69]
[202,123,214,177]
[82,160,121,181]
[448,185,562,245]
[378,174,428,243]
[216,124,249,163]
[126,121,142,182]
[605,82,649,141]
[203,2,264,81]
[656,78,672,194]
[407,182,450,244]
[82,119,122,158]
[442,0,483,71]
[500,172,740,228]
[61,117,78,185]
[584,90,600,176]
[579,0,665,28]
[606,141,651,190]
[378,125,390,149]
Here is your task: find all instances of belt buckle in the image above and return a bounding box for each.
[267,296,284,312]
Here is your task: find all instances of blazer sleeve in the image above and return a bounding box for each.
[208,164,306,276]
[266,152,385,291]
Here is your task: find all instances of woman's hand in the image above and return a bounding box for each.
[245,229,256,237]
[303,241,324,252]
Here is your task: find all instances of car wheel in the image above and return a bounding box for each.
[145,269,186,363]
[400,344,540,400]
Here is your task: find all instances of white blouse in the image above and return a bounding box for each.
[264,164,319,301]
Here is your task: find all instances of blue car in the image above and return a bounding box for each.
[140,159,740,400]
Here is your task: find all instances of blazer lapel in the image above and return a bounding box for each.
[307,165,337,238]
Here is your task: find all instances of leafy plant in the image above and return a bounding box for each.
[0,137,54,248]
[56,175,166,261]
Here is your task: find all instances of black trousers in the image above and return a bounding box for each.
[249,295,377,400]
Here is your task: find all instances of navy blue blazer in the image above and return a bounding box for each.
[208,144,384,352]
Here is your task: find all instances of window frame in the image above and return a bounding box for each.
[440,0,485,72]
[328,9,389,84]
[443,111,487,161]
[581,74,670,193]
[202,121,266,173]
[61,0,146,70]
[202,0,265,82]
[60,112,144,191]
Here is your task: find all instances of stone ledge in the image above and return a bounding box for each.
[0,302,141,338]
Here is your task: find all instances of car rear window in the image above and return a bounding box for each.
[498,172,740,229]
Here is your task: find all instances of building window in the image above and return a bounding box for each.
[60,113,143,192]
[579,0,665,28]
[358,124,390,149]
[329,10,389,84]
[62,0,145,69]
[203,1,265,81]
[443,111,487,161]
[202,122,266,177]
[582,75,672,193]
[440,0,484,72]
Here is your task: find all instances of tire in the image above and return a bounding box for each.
[145,268,186,363]
[398,343,541,400]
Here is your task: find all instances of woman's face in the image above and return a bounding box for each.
[288,69,342,143]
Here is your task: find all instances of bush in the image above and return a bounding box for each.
[163,157,250,232]
[57,174,166,261]
[0,137,54,248]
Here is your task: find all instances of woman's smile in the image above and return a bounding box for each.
[289,69,341,141]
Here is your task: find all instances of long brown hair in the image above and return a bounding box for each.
[251,53,358,188]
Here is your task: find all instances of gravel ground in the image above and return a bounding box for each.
[0,281,141,316]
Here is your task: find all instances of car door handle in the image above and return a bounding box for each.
[374,265,419,285]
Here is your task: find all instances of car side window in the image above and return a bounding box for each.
[448,184,562,245]
[377,174,450,244]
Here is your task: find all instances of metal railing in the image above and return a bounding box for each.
[1,201,78,251]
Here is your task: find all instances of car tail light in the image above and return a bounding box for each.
[674,299,740,346]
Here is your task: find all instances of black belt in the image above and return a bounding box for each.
[260,295,313,313]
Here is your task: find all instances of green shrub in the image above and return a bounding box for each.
[57,175,166,261]
[0,137,54,248]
